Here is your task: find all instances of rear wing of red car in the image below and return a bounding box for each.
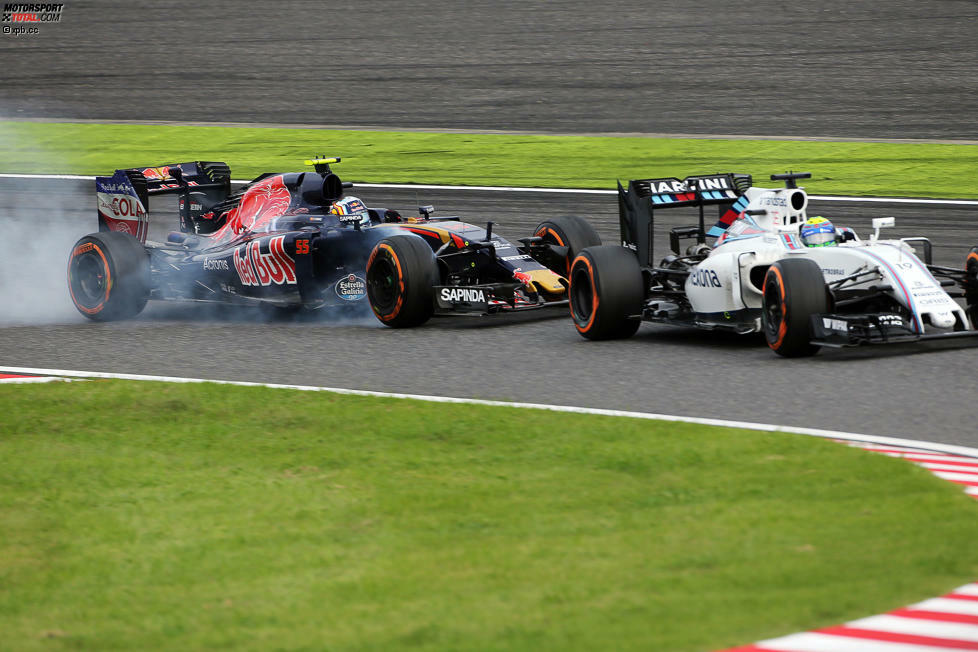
[95,162,231,242]
[618,173,752,266]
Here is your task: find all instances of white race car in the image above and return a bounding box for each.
[569,172,978,356]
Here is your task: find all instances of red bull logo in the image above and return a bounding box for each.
[214,175,292,240]
[232,235,297,287]
[141,166,171,180]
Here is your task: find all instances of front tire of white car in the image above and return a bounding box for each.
[965,246,978,329]
[762,258,828,358]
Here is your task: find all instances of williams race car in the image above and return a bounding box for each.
[568,171,978,356]
[68,157,600,327]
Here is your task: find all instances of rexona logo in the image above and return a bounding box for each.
[335,274,367,301]
[233,236,297,287]
[440,288,486,303]
[689,268,722,288]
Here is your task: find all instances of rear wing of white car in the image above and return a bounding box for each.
[618,173,752,267]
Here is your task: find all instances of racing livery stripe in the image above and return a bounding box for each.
[858,248,923,333]
[877,242,942,285]
[708,196,750,237]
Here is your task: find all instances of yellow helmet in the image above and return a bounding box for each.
[800,216,837,247]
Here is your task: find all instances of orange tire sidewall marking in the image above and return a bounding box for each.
[369,243,405,322]
[966,251,978,274]
[67,241,111,315]
[571,254,600,334]
[535,226,569,275]
[766,266,788,350]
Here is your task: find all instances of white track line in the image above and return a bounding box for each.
[1,173,977,206]
[2,365,977,459]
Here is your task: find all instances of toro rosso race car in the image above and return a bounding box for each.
[68,157,600,327]
[568,171,978,356]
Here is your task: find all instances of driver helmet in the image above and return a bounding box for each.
[329,196,371,227]
[800,216,837,247]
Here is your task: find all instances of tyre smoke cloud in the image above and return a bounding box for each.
[0,178,383,327]
[0,178,92,324]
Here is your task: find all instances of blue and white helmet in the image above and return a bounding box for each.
[800,216,837,247]
[330,196,371,227]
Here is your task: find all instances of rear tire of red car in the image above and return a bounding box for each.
[366,235,437,328]
[569,245,644,340]
[762,258,827,357]
[965,245,978,328]
[67,231,150,321]
[533,215,601,276]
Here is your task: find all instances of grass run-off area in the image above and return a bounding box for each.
[2,120,978,198]
[1,380,976,651]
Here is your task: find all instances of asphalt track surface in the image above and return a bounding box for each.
[2,0,977,140]
[1,177,977,448]
[2,2,977,442]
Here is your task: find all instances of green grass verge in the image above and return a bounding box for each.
[2,381,976,651]
[3,121,977,198]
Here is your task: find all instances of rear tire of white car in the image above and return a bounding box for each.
[570,245,644,340]
[366,235,437,328]
[533,215,601,276]
[965,246,978,329]
[762,258,828,357]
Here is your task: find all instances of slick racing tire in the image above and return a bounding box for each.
[965,245,978,328]
[762,258,828,357]
[67,231,150,321]
[533,215,601,276]
[366,235,437,328]
[569,245,644,340]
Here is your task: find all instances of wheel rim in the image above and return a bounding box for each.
[535,226,570,276]
[762,276,785,342]
[70,252,108,307]
[570,264,594,325]
[367,255,398,312]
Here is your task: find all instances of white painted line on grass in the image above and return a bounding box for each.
[2,173,977,206]
[3,365,978,459]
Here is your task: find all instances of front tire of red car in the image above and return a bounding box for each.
[533,215,601,277]
[366,235,437,328]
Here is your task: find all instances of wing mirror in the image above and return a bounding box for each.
[871,216,895,240]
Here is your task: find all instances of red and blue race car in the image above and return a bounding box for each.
[68,157,600,327]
